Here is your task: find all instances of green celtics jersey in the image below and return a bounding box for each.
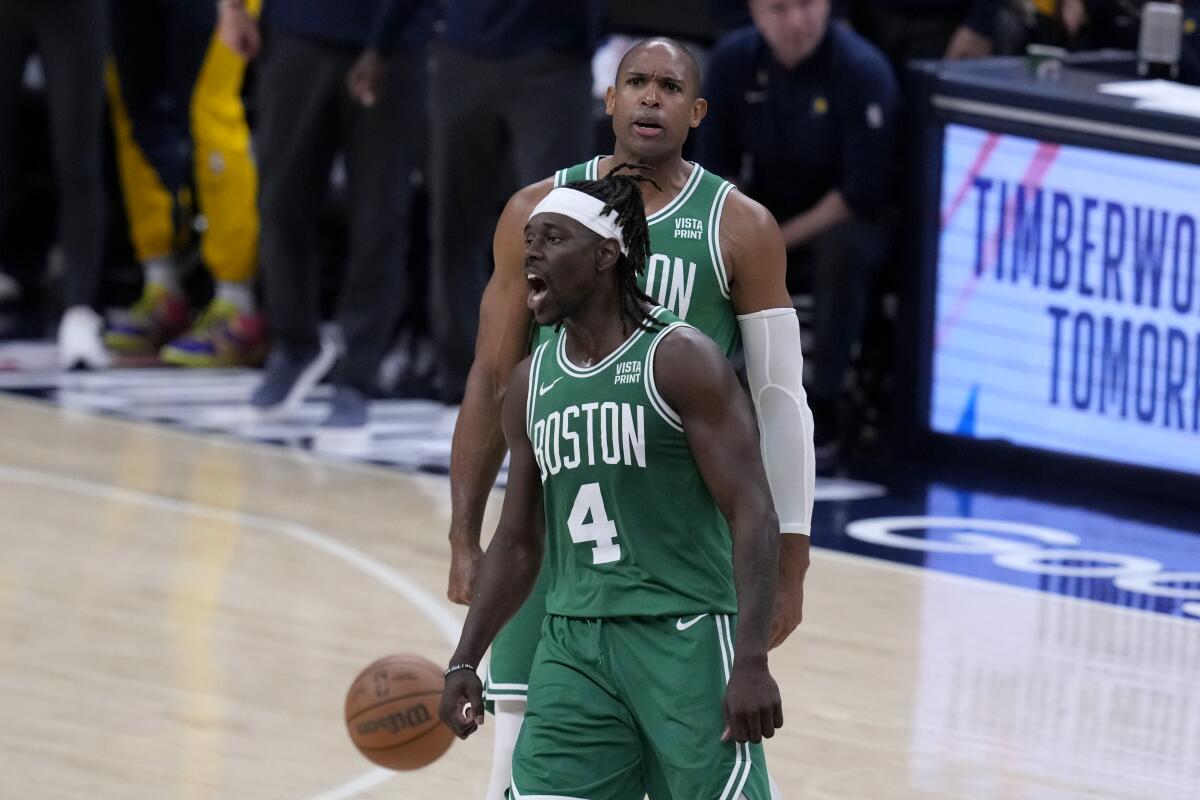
[535,157,739,356]
[525,306,736,619]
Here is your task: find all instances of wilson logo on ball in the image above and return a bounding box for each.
[356,703,432,736]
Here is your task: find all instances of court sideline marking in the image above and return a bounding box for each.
[0,462,462,800]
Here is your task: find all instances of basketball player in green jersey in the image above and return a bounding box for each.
[446,38,813,798]
[441,172,781,800]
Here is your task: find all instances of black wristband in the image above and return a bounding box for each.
[443,663,476,678]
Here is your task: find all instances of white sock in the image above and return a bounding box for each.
[484,699,526,800]
[144,257,180,293]
[216,281,255,313]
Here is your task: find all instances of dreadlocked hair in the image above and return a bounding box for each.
[564,163,664,334]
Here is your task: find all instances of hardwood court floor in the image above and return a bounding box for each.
[0,395,1196,799]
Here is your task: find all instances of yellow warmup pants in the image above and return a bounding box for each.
[106,5,259,284]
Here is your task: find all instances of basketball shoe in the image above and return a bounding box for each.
[160,298,267,367]
[57,305,110,370]
[249,334,340,418]
[105,282,189,355]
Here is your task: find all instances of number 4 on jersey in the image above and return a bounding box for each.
[567,482,621,565]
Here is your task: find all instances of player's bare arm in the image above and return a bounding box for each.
[446,177,553,605]
[655,325,783,745]
[721,189,814,650]
[440,358,545,739]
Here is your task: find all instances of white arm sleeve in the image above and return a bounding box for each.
[738,308,815,535]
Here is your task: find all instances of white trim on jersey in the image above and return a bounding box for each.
[553,306,669,378]
[483,684,529,701]
[643,321,687,432]
[527,341,550,438]
[647,164,705,225]
[715,614,754,800]
[708,181,736,299]
[510,776,589,800]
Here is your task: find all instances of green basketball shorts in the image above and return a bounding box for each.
[508,613,770,800]
[484,561,549,702]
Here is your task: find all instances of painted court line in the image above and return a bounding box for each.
[0,462,462,800]
[815,546,1200,629]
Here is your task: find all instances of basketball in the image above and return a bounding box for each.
[344,654,455,770]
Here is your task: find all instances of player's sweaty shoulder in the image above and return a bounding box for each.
[718,188,789,311]
[653,324,729,404]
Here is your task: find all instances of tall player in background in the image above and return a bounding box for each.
[445,38,814,799]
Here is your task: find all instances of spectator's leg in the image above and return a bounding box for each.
[255,29,341,361]
[103,63,197,357]
[109,0,190,196]
[183,1,258,292]
[105,0,202,355]
[105,64,176,273]
[160,3,265,368]
[504,50,593,186]
[34,0,108,310]
[335,45,426,399]
[427,43,506,403]
[808,218,890,447]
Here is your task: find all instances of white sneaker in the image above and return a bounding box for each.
[58,305,110,370]
[0,269,21,303]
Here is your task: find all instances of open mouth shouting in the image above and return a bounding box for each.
[526,270,549,312]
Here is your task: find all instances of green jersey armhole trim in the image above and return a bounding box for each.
[553,168,565,188]
[647,164,705,225]
[708,181,735,299]
[586,155,601,180]
[526,341,550,436]
[644,321,688,432]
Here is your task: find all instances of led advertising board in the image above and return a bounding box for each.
[931,124,1200,475]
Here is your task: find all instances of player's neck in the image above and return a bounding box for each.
[601,150,693,212]
[562,292,632,368]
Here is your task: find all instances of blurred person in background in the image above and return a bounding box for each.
[848,0,1002,67]
[426,0,602,404]
[105,0,266,368]
[0,0,108,369]
[697,0,899,465]
[218,0,431,429]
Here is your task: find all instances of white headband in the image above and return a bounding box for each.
[529,187,628,255]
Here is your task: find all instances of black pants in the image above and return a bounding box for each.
[427,43,593,401]
[255,29,423,394]
[0,0,106,308]
[786,217,890,403]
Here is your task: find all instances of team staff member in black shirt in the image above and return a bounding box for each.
[698,0,898,462]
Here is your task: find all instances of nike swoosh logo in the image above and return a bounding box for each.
[538,377,563,396]
[676,614,709,631]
